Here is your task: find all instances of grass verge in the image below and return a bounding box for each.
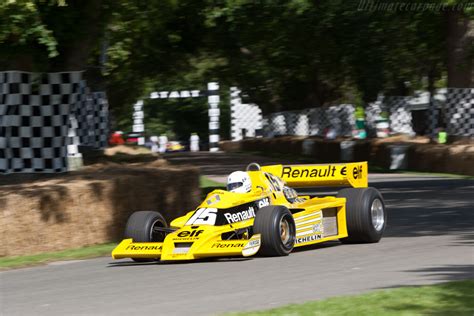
[227,280,474,316]
[200,176,226,199]
[200,175,225,188]
[0,243,116,270]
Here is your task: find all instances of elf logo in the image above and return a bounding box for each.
[177,230,204,238]
[352,165,363,179]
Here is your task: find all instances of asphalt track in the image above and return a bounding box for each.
[1,153,473,315]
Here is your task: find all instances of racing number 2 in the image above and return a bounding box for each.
[186,208,218,225]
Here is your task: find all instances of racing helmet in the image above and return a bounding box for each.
[227,171,252,193]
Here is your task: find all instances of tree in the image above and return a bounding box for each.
[446,9,473,87]
[0,0,110,72]
[1,0,470,136]
[201,0,448,110]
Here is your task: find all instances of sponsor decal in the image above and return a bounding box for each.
[222,198,270,224]
[352,165,363,179]
[242,234,261,257]
[281,165,364,180]
[211,243,245,248]
[173,229,205,240]
[282,166,337,178]
[295,234,322,244]
[177,230,204,238]
[224,207,256,224]
[126,245,162,251]
[246,239,260,248]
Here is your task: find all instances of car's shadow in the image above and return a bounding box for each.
[107,243,343,267]
[291,240,341,253]
[107,256,252,267]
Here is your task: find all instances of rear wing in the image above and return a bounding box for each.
[261,162,368,188]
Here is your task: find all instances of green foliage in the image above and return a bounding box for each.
[202,0,449,108]
[1,0,113,71]
[1,0,472,135]
[0,0,59,67]
[0,1,55,50]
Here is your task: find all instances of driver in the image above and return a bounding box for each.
[227,171,252,193]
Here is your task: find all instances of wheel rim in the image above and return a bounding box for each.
[150,219,166,242]
[279,217,290,244]
[371,198,385,231]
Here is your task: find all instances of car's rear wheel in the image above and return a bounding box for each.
[253,205,296,256]
[124,211,168,262]
[337,188,386,243]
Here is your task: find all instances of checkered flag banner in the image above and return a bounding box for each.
[445,88,473,137]
[0,71,109,174]
[236,88,472,140]
[74,81,109,148]
[384,96,415,135]
[365,96,417,136]
[261,90,472,139]
[263,104,356,137]
[365,97,386,137]
[230,87,263,141]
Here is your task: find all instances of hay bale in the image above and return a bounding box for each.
[407,144,449,173]
[444,145,474,175]
[369,143,391,169]
[0,165,200,257]
[406,144,474,175]
[219,141,241,152]
[353,141,371,162]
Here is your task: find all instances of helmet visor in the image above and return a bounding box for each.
[227,182,243,192]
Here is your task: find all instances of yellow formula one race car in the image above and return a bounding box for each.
[112,162,386,262]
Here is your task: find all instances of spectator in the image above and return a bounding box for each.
[158,134,168,153]
[109,131,125,146]
[190,133,200,152]
[150,135,159,153]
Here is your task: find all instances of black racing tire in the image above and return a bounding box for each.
[337,187,386,243]
[124,211,168,262]
[253,205,296,256]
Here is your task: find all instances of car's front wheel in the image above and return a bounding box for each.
[253,205,296,256]
[124,211,168,262]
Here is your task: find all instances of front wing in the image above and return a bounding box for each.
[112,222,262,261]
